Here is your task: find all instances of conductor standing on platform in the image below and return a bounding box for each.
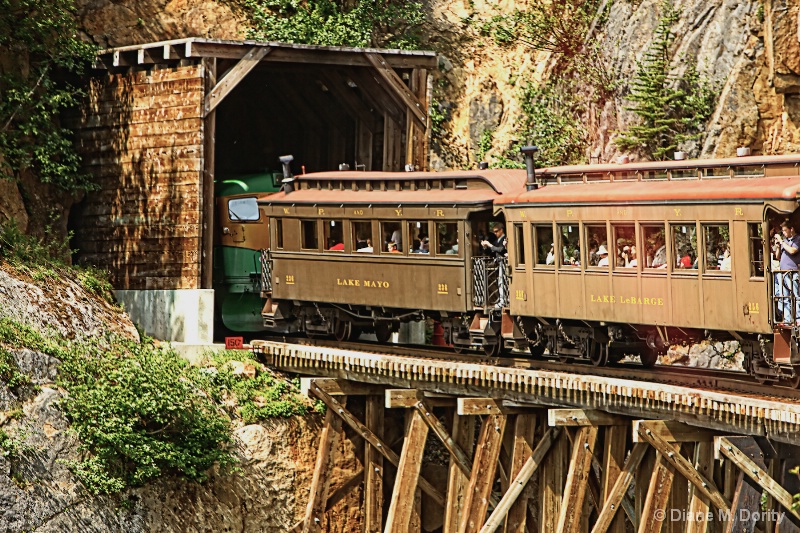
[481,223,508,308]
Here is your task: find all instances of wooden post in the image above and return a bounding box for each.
[365,395,384,533]
[686,442,714,533]
[201,57,216,290]
[385,409,429,533]
[637,446,679,533]
[555,426,599,533]
[302,404,345,533]
[539,426,569,533]
[444,413,476,533]
[505,414,537,533]
[591,443,649,533]
[459,414,508,533]
[601,426,628,533]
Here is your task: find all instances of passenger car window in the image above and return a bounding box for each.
[275,219,284,249]
[324,220,344,251]
[585,224,608,268]
[703,223,730,271]
[353,221,373,253]
[514,224,526,267]
[381,221,403,253]
[535,225,555,266]
[228,197,259,221]
[301,220,318,250]
[409,220,430,254]
[672,224,698,271]
[437,222,459,255]
[642,225,667,269]
[748,223,764,277]
[559,224,581,267]
[613,224,636,269]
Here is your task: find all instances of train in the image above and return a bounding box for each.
[215,153,800,386]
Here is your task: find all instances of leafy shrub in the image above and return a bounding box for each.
[196,350,316,424]
[57,337,237,494]
[0,346,32,391]
[236,0,425,49]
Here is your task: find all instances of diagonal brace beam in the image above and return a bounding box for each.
[309,381,445,507]
[204,46,272,116]
[591,443,649,533]
[363,52,427,130]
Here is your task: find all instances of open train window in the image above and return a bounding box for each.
[381,221,403,253]
[514,224,526,267]
[613,225,636,269]
[301,220,318,250]
[534,225,555,266]
[672,224,698,272]
[228,197,260,221]
[585,224,608,268]
[559,224,581,268]
[702,224,730,272]
[275,219,284,250]
[324,220,344,251]
[409,220,431,255]
[748,223,765,277]
[642,225,667,269]
[436,222,459,255]
[353,221,374,253]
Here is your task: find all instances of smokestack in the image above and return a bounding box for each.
[279,155,295,193]
[520,145,539,191]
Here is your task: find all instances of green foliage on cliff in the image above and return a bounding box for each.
[0,319,237,494]
[234,0,425,49]
[615,2,717,159]
[0,0,97,192]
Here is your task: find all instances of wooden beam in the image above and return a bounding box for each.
[601,426,628,533]
[555,426,599,533]
[302,378,385,397]
[317,70,378,133]
[686,442,714,533]
[386,389,455,408]
[549,409,628,427]
[364,52,427,130]
[326,468,364,512]
[443,412,475,533]
[201,57,216,291]
[458,398,538,416]
[308,382,445,507]
[637,425,731,512]
[460,414,508,532]
[539,428,568,533]
[204,46,271,116]
[724,437,764,533]
[506,414,537,533]
[637,449,678,533]
[632,420,717,443]
[385,409,430,533]
[717,437,800,523]
[364,395,384,533]
[590,443,649,533]
[302,407,344,533]
[478,427,561,533]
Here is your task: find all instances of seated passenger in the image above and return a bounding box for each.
[720,247,731,271]
[356,238,373,252]
[545,244,555,265]
[355,235,368,250]
[328,241,344,251]
[597,245,610,267]
[621,246,638,268]
[387,241,401,253]
[446,239,459,255]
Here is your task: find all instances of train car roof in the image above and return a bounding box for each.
[497,175,800,206]
[259,169,528,205]
[535,154,800,176]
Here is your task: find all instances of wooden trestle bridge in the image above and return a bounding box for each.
[251,340,800,533]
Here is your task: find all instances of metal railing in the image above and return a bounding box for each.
[472,256,508,308]
[773,270,799,325]
[260,249,272,293]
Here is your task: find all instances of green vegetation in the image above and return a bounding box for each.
[0,0,97,192]
[233,0,425,49]
[615,2,717,160]
[196,350,320,424]
[0,319,316,495]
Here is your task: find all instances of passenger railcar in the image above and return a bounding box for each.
[257,168,527,346]
[494,154,800,385]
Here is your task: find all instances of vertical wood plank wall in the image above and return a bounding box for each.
[72,64,205,290]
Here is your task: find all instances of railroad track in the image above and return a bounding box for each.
[250,335,800,402]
